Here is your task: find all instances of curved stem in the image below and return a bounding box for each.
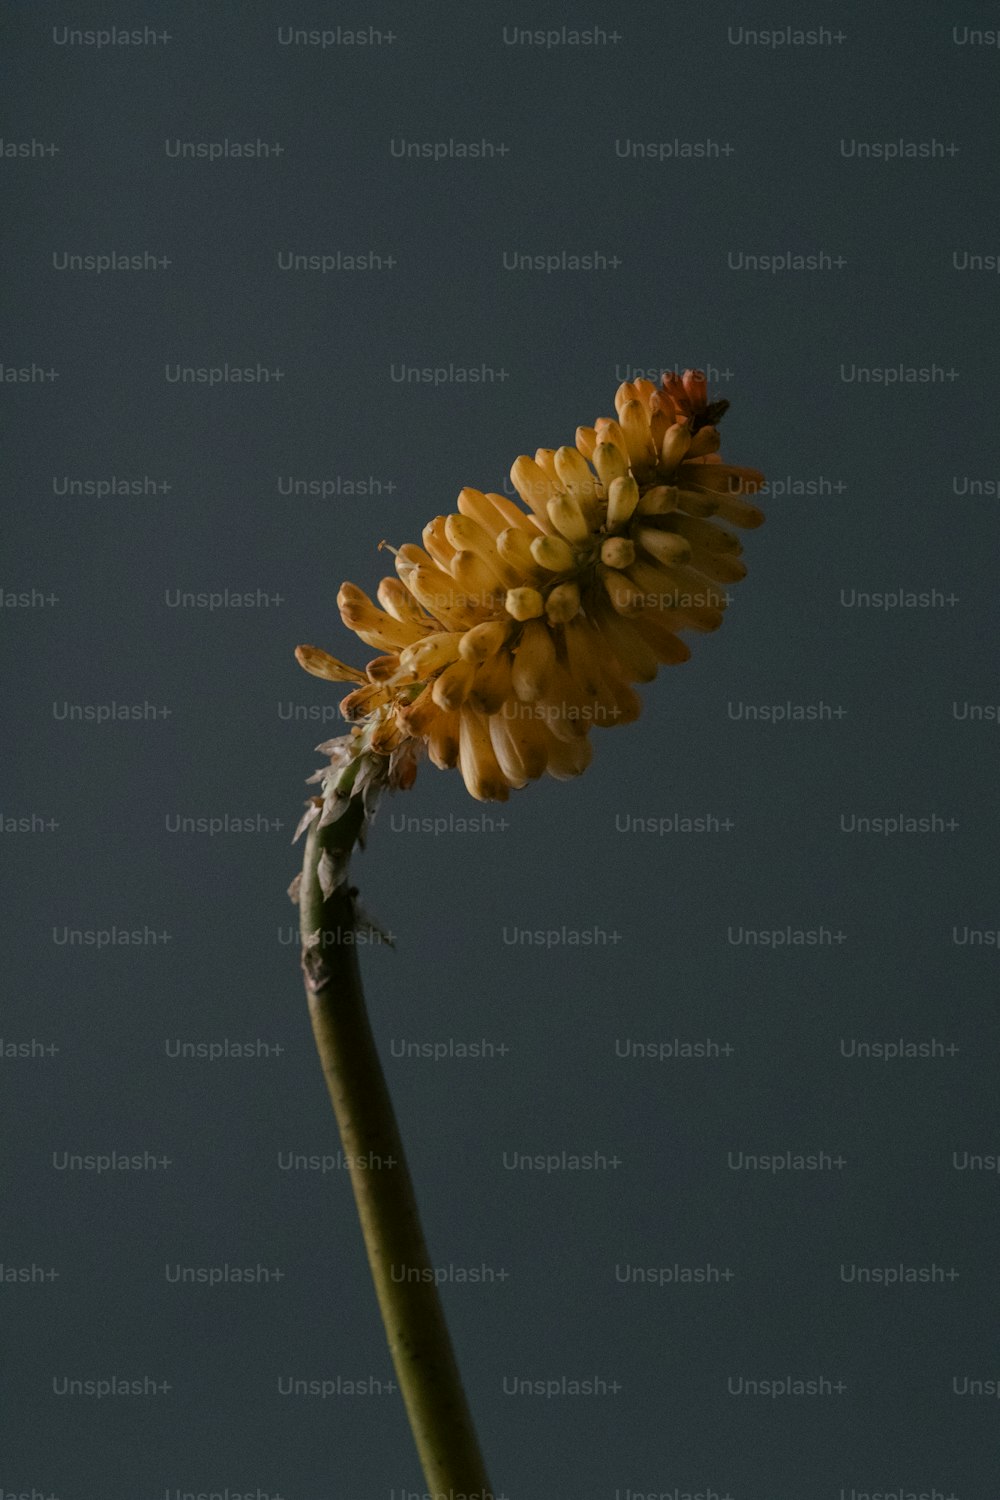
[299,808,495,1499]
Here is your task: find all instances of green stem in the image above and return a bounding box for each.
[299,806,495,1499]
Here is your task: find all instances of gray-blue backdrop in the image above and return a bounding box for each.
[4,2,999,1497]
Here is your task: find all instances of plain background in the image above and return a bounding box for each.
[3,2,999,1496]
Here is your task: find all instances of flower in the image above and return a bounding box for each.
[297,371,764,804]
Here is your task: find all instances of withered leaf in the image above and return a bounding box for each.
[317,850,342,900]
[292,801,321,844]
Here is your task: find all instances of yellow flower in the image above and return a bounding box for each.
[297,371,764,803]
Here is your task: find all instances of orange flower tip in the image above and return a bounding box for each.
[636,484,677,517]
[614,380,639,413]
[593,441,629,490]
[294,645,366,684]
[459,618,509,662]
[531,534,576,573]
[545,581,581,625]
[377,539,400,556]
[606,474,640,528]
[431,661,474,711]
[365,654,403,684]
[554,444,595,491]
[336,582,368,611]
[601,537,635,570]
[598,564,641,615]
[505,586,545,622]
[547,494,589,544]
[681,369,709,409]
[575,425,597,459]
[510,455,555,516]
[686,425,721,459]
[465,778,509,804]
[636,526,691,567]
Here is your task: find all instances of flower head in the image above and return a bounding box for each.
[297,372,764,805]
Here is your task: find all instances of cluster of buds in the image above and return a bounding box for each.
[297,370,764,804]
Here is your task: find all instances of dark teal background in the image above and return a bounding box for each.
[3,2,999,1497]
